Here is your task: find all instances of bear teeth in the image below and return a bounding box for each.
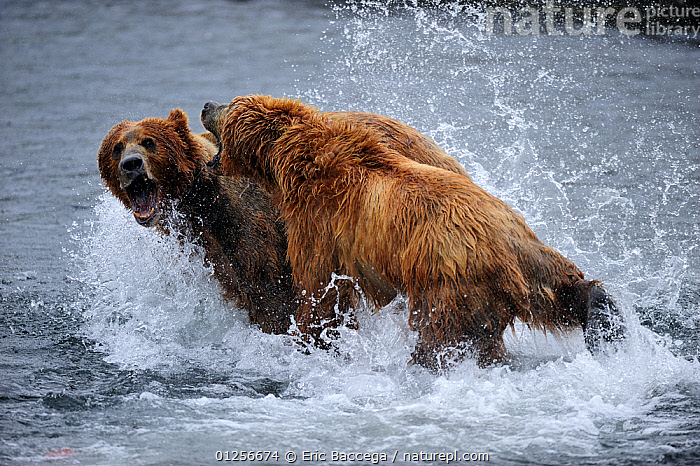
[125,176,158,225]
[134,207,155,219]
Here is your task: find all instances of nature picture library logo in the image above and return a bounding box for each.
[484,1,700,38]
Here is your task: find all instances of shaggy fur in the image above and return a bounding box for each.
[202,103,469,179]
[202,102,474,343]
[97,109,296,333]
[98,108,469,340]
[205,95,624,369]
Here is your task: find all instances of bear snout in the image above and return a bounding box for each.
[201,101,228,137]
[120,154,144,173]
[118,153,147,188]
[203,100,220,112]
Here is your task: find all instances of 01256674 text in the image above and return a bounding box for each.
[215,449,490,463]
[215,451,280,462]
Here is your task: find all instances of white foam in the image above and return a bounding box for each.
[73,3,700,461]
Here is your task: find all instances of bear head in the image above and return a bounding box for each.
[201,96,319,195]
[98,109,211,227]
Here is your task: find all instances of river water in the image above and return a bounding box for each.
[1,0,699,464]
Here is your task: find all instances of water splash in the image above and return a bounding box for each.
[72,1,699,462]
[72,194,245,370]
[74,194,426,390]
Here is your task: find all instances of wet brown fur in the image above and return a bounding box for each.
[213,95,595,369]
[201,101,474,347]
[98,109,297,333]
[97,108,466,339]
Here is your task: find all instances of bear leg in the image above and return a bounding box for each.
[409,299,509,371]
[293,279,359,350]
[473,335,508,367]
[410,330,507,371]
[574,280,626,353]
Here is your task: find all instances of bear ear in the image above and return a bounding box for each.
[167,108,189,135]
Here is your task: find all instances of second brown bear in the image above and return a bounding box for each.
[203,95,625,370]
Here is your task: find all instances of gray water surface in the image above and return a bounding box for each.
[1,1,699,464]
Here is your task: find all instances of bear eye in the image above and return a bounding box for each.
[112,142,124,160]
[141,138,156,152]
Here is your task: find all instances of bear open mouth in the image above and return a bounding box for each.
[124,175,159,226]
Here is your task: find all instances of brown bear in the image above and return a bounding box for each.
[202,95,625,370]
[201,101,473,346]
[97,109,297,334]
[98,107,470,342]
